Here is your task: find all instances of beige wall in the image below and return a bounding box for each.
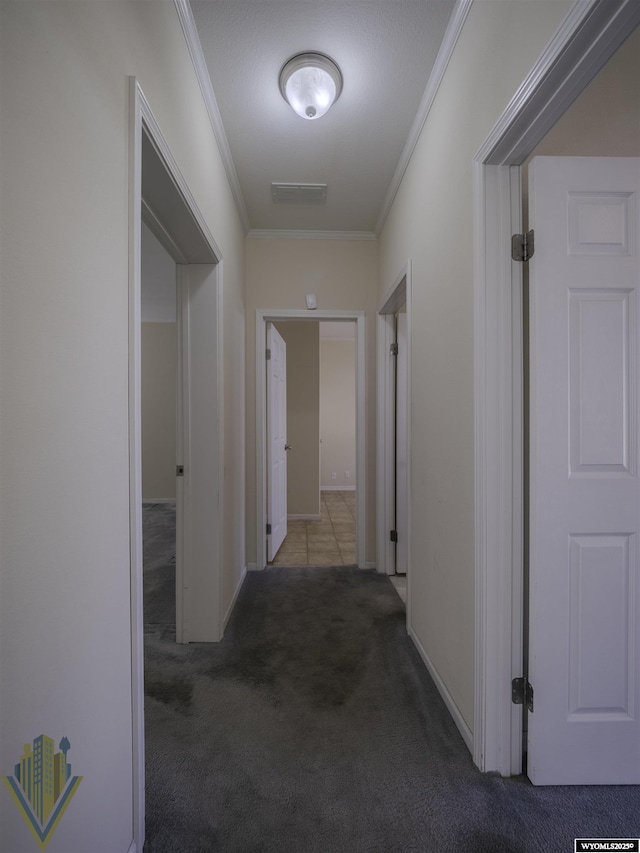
[274,321,320,517]
[378,0,572,731]
[141,323,177,501]
[246,237,378,566]
[0,2,246,850]
[320,339,356,490]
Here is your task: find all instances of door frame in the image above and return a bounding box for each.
[473,0,640,776]
[376,261,412,591]
[129,78,224,849]
[266,322,288,561]
[255,309,366,571]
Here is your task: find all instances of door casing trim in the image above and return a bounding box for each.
[376,260,412,585]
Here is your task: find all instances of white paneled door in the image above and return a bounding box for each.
[267,323,287,561]
[528,156,640,784]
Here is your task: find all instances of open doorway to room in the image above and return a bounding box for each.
[267,320,357,567]
[473,7,640,781]
[319,321,357,565]
[256,310,365,572]
[517,29,640,785]
[377,263,411,610]
[140,223,178,633]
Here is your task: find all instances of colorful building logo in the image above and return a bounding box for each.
[3,734,82,850]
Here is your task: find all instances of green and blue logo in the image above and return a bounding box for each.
[3,734,82,850]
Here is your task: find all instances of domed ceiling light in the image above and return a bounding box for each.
[279,52,343,120]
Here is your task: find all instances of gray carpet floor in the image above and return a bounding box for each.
[143,503,640,853]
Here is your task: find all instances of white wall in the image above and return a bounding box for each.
[378,0,572,732]
[245,237,378,567]
[0,3,246,851]
[320,338,356,490]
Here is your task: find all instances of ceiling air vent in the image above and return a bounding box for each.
[271,183,328,204]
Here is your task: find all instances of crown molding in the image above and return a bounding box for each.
[247,229,377,241]
[375,0,473,236]
[173,0,251,232]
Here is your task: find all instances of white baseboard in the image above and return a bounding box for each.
[288,513,321,521]
[362,562,376,570]
[223,565,247,630]
[408,625,473,755]
[142,497,176,504]
[247,562,259,571]
[321,485,356,492]
[127,841,137,853]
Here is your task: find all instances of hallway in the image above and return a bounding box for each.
[142,504,639,853]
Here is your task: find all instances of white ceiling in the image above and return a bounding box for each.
[188,0,457,234]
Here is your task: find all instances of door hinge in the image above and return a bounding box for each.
[176,465,184,477]
[390,530,398,543]
[266,348,271,361]
[266,523,272,535]
[390,342,399,356]
[511,229,534,262]
[512,677,534,712]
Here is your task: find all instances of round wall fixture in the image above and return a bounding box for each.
[279,52,343,120]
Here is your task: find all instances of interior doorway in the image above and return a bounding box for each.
[517,24,640,778]
[377,262,412,604]
[267,320,358,567]
[472,3,640,780]
[140,222,178,631]
[256,310,366,572]
[129,78,224,849]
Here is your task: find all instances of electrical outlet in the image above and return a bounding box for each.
[345,470,351,479]
[331,472,337,480]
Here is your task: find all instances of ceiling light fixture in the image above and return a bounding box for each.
[279,52,343,120]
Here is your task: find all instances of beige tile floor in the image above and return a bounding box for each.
[270,490,356,566]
